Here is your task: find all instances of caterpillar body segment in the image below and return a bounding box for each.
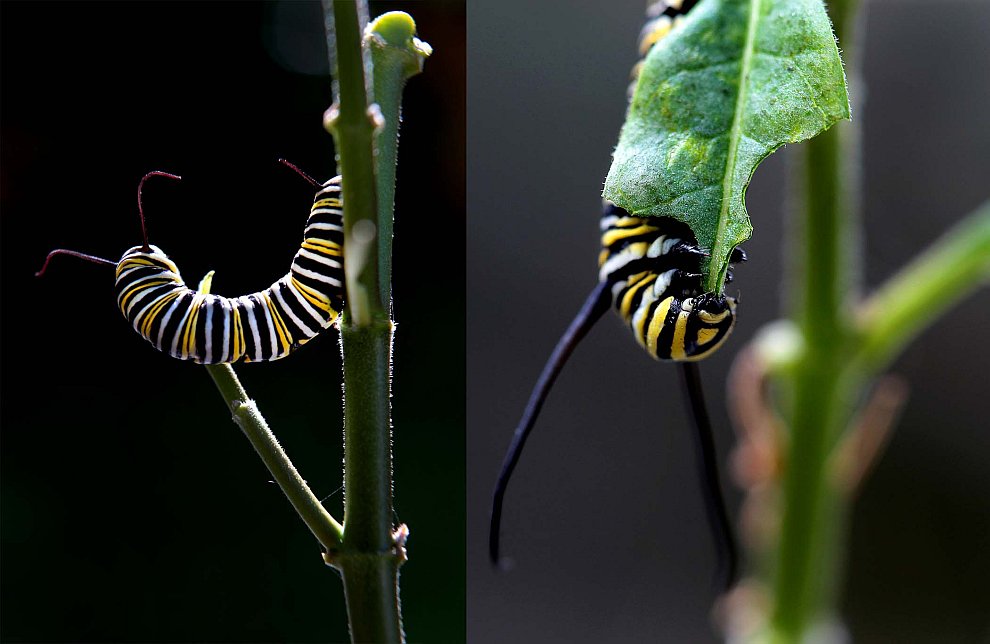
[112,178,345,364]
[598,202,743,362]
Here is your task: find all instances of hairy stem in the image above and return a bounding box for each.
[206,364,343,551]
[365,11,430,306]
[325,0,382,327]
[322,2,425,642]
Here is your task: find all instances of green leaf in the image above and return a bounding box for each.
[603,0,850,292]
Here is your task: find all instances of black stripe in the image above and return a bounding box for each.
[156,291,194,356]
[271,280,321,338]
[653,297,683,360]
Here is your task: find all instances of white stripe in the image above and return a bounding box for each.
[242,297,264,362]
[118,271,181,313]
[155,293,186,350]
[221,298,232,362]
[298,248,342,268]
[204,298,214,364]
[652,269,676,298]
[169,298,195,359]
[599,246,645,282]
[271,280,318,338]
[305,221,344,232]
[610,281,627,300]
[631,278,662,334]
[129,283,182,323]
[259,293,279,358]
[292,264,343,287]
[281,276,329,326]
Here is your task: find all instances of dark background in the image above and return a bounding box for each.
[467,1,989,642]
[1,1,464,642]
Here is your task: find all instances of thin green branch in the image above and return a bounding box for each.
[205,363,344,552]
[365,12,431,306]
[857,202,990,372]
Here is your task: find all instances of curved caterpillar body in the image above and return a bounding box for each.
[615,0,742,361]
[114,178,344,364]
[491,0,743,586]
[598,202,743,361]
[37,168,344,364]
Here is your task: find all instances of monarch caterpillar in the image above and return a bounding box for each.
[490,0,742,589]
[599,202,744,362]
[36,162,344,364]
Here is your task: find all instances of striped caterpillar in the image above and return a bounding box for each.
[609,0,741,362]
[490,0,742,588]
[36,163,344,363]
[599,201,744,362]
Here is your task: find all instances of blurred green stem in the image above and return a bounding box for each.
[857,203,990,373]
[772,0,859,639]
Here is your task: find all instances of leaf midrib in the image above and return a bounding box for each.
[710,0,763,292]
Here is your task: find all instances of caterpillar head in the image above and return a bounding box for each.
[676,292,737,361]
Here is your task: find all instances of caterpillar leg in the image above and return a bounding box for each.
[490,281,613,567]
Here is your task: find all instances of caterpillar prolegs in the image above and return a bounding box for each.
[36,163,344,364]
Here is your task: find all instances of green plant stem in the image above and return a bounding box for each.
[339,321,402,644]
[326,0,383,327]
[205,364,343,551]
[366,12,429,306]
[772,1,859,638]
[773,118,851,644]
[857,203,990,372]
[323,2,404,642]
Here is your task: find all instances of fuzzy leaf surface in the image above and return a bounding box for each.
[604,0,850,291]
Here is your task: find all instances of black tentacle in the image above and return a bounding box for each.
[678,361,738,591]
[490,281,613,567]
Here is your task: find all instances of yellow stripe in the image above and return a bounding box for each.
[302,238,342,255]
[231,305,243,362]
[313,197,342,209]
[639,17,673,55]
[115,257,155,277]
[619,273,654,320]
[633,293,654,341]
[119,278,172,312]
[646,296,673,355]
[670,309,690,360]
[601,225,659,247]
[138,290,183,339]
[614,216,648,228]
[291,276,332,312]
[263,292,292,354]
[695,327,719,346]
[697,308,731,324]
[181,294,206,359]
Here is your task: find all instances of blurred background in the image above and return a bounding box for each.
[1,1,464,642]
[467,1,989,642]
[4,1,990,643]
